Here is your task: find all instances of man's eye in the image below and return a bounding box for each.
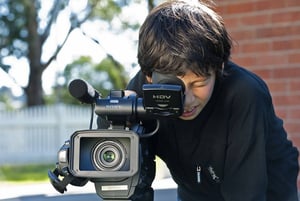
[192,82,206,88]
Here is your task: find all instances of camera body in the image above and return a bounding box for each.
[48,72,185,200]
[69,129,139,178]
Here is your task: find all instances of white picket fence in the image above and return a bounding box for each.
[0,104,97,165]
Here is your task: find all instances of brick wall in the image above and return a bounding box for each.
[215,0,300,187]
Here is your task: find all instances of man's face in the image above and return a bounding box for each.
[177,70,216,120]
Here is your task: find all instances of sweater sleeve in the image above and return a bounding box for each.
[218,63,299,201]
[220,74,270,201]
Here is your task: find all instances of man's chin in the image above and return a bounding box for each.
[179,116,196,120]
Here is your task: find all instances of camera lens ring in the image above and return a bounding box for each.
[92,140,126,171]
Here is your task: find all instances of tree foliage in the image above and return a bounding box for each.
[0,0,137,107]
[47,55,128,104]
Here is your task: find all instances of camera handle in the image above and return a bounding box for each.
[48,168,73,193]
[48,167,88,193]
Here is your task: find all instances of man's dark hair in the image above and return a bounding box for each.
[138,0,232,77]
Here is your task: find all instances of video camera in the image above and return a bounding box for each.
[48,72,185,200]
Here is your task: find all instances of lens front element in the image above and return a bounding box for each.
[92,140,126,171]
[103,150,115,163]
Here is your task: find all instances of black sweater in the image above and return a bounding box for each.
[126,62,299,201]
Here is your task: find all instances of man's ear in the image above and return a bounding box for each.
[146,76,152,83]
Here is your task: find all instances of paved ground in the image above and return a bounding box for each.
[0,189,177,201]
[0,178,177,201]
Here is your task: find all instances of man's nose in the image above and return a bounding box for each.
[184,88,195,106]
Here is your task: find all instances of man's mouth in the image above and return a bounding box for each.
[181,106,198,117]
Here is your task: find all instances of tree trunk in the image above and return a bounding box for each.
[24,1,45,107]
[26,68,44,106]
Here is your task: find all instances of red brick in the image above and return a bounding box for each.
[223,17,241,29]
[288,107,300,119]
[232,55,257,68]
[255,54,289,66]
[288,52,300,64]
[272,67,300,79]
[289,80,300,92]
[275,107,288,119]
[273,38,300,51]
[240,13,271,27]
[273,94,300,106]
[226,2,256,14]
[256,26,293,38]
[255,0,286,11]
[231,43,242,55]
[255,0,300,11]
[267,80,289,94]
[290,136,300,148]
[252,69,273,79]
[241,41,272,53]
[284,121,300,135]
[291,25,300,36]
[285,0,300,7]
[229,29,257,41]
[271,10,300,24]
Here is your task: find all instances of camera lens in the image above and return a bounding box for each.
[92,140,126,171]
[102,150,115,163]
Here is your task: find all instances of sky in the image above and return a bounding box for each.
[0,0,148,96]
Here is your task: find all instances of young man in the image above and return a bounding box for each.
[126,1,299,200]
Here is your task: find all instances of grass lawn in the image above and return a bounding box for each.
[0,157,170,182]
[0,164,55,182]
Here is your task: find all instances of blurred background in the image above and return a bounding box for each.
[0,1,174,200]
[0,0,299,199]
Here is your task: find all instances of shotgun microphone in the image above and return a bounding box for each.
[68,79,100,104]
